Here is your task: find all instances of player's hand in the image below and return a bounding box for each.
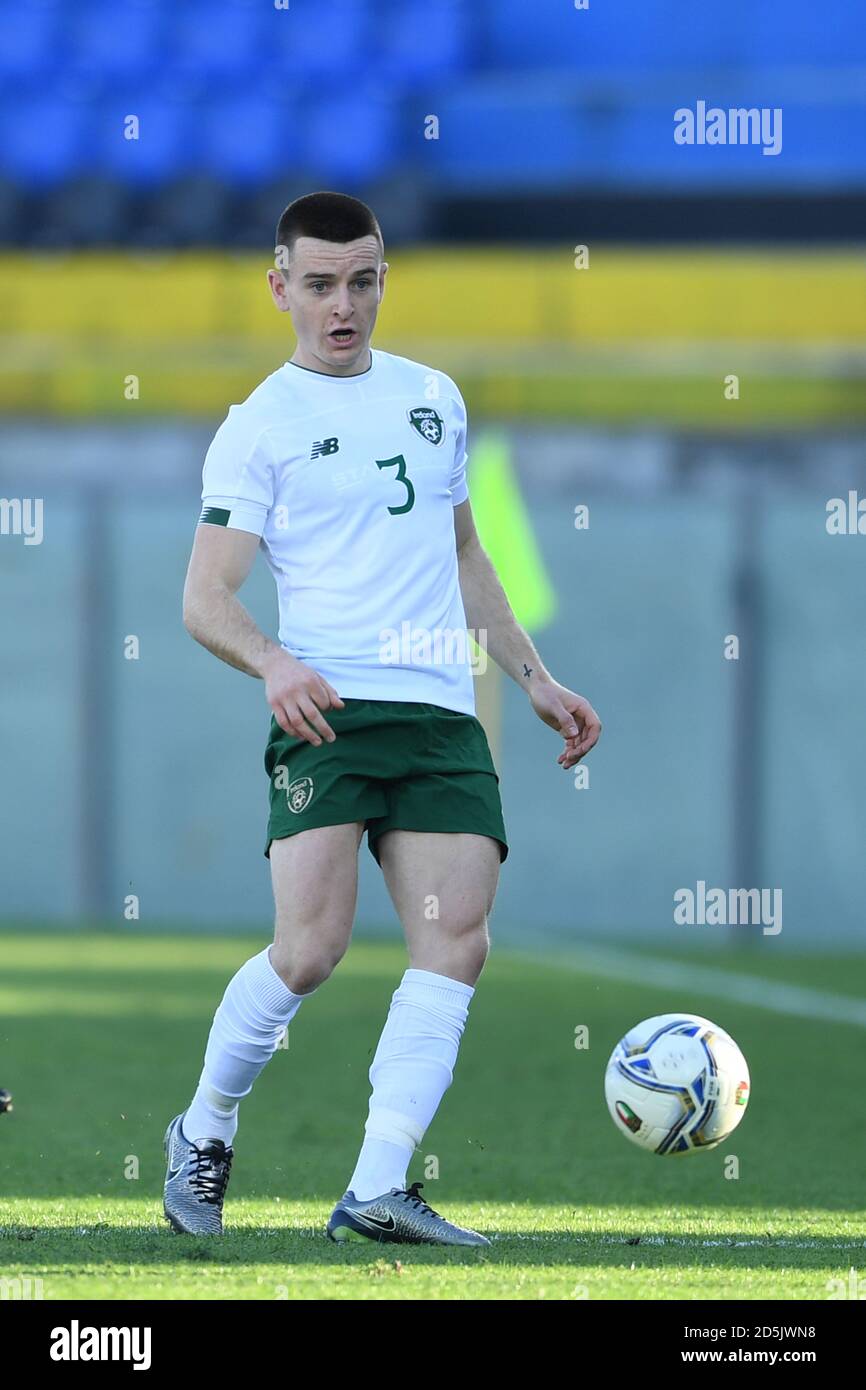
[527,678,602,769]
[260,648,345,747]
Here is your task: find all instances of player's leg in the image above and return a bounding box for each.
[328,830,499,1246]
[182,822,363,1143]
[165,822,363,1235]
[268,822,366,990]
[379,828,500,983]
[354,828,498,1182]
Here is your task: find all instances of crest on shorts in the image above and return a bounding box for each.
[286,777,314,814]
[408,407,445,446]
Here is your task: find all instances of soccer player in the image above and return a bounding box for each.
[163,192,601,1245]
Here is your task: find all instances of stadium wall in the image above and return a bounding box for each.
[1,421,863,949]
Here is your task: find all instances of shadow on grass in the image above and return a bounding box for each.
[1,1224,862,1271]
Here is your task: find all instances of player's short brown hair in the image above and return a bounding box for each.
[275,191,383,267]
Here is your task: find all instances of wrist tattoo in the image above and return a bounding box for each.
[523,663,533,680]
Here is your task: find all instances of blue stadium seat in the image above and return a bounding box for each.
[166,0,265,80]
[67,0,166,79]
[480,0,762,71]
[89,89,197,187]
[591,101,864,188]
[740,2,866,66]
[197,94,303,186]
[419,90,607,187]
[0,91,90,187]
[376,0,474,81]
[1,0,864,205]
[304,91,400,185]
[414,84,866,190]
[606,103,773,187]
[0,1,65,80]
[267,0,372,79]
[777,104,866,181]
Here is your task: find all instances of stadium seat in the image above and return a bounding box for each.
[740,1,866,66]
[605,99,866,188]
[67,0,166,80]
[0,1,66,81]
[144,174,234,247]
[165,1,266,81]
[197,94,303,186]
[0,178,25,246]
[304,91,401,185]
[46,174,131,246]
[0,91,90,187]
[1,0,864,237]
[267,0,372,80]
[419,87,610,187]
[478,0,745,72]
[89,89,198,187]
[777,104,866,181]
[375,0,475,82]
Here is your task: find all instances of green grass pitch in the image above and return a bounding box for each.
[1,931,864,1300]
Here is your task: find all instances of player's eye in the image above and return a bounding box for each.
[353,279,371,289]
[310,282,328,292]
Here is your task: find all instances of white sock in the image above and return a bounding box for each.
[347,968,474,1200]
[183,946,315,1145]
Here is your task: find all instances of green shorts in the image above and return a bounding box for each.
[264,698,508,866]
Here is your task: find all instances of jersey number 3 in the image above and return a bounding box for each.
[376,454,415,515]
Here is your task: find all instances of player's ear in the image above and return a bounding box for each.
[267,268,291,313]
[378,261,388,302]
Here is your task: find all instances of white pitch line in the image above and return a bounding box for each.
[511,943,866,1029]
[492,1234,866,1249]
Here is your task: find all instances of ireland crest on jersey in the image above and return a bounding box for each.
[286,777,314,814]
[408,407,445,446]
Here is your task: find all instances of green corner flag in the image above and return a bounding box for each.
[469,431,558,631]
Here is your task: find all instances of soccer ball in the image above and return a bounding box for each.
[604,1013,750,1155]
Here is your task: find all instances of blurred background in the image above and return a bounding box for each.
[1,0,865,949]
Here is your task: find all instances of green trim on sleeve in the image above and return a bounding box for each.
[199,506,231,526]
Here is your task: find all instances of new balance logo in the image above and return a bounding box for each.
[311,438,339,458]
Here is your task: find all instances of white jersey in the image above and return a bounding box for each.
[200,348,476,715]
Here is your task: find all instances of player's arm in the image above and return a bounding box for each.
[453,497,602,767]
[182,523,343,745]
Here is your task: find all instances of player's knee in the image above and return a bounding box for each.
[474,922,491,974]
[457,918,490,978]
[270,940,346,994]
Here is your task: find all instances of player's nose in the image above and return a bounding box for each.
[332,287,354,318]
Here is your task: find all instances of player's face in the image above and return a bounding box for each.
[268,235,387,376]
